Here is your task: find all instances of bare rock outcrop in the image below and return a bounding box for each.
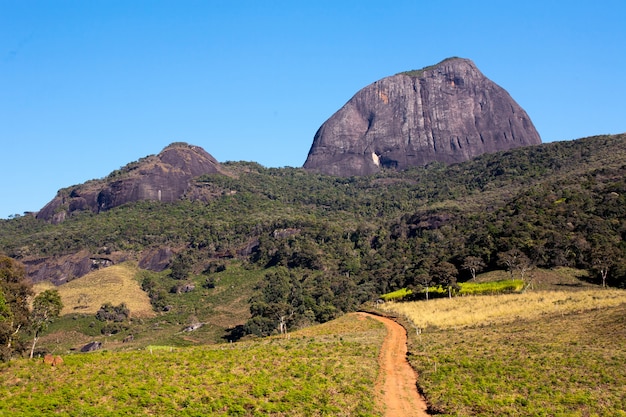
[303,57,541,176]
[80,341,102,353]
[37,143,227,223]
[22,250,128,285]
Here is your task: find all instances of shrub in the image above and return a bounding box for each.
[96,303,130,322]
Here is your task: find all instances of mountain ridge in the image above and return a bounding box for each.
[36,142,228,223]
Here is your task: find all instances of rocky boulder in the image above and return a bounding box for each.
[37,143,228,223]
[80,341,102,353]
[303,58,541,176]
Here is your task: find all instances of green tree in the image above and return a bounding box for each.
[433,261,459,298]
[247,268,301,336]
[462,256,486,281]
[29,289,63,358]
[498,248,531,280]
[169,251,194,280]
[591,247,620,288]
[0,256,32,361]
[0,290,14,361]
[412,269,434,301]
[96,302,130,335]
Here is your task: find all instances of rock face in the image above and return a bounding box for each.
[80,341,102,353]
[303,58,541,176]
[37,143,226,223]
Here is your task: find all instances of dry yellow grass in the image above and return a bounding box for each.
[379,289,626,330]
[33,263,155,318]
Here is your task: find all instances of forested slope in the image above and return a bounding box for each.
[1,133,625,337]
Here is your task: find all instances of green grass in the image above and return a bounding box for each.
[379,277,524,301]
[35,262,268,354]
[379,287,412,301]
[0,313,385,416]
[407,303,626,416]
[458,279,523,295]
[381,287,626,416]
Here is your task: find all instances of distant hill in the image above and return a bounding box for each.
[33,263,154,318]
[1,132,625,343]
[304,58,541,176]
[36,142,228,223]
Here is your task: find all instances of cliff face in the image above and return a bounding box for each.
[303,58,541,176]
[37,143,226,223]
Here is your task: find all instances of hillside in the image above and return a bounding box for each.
[379,290,626,416]
[36,142,227,223]
[33,263,154,318]
[2,292,625,416]
[1,133,625,347]
[0,313,387,416]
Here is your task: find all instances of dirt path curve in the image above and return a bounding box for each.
[359,312,431,417]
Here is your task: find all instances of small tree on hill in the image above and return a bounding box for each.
[498,248,531,280]
[29,289,63,358]
[462,256,486,281]
[591,247,619,288]
[413,270,434,301]
[433,261,459,298]
[169,251,194,280]
[96,302,130,322]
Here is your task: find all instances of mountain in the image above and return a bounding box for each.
[2,134,624,291]
[303,57,541,176]
[36,142,228,223]
[2,128,625,346]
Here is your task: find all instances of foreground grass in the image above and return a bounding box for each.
[0,313,385,417]
[381,289,626,416]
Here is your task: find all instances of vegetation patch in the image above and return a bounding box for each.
[457,279,523,295]
[33,263,153,318]
[380,287,626,415]
[380,278,523,301]
[379,287,412,301]
[0,313,385,417]
[380,288,626,330]
[4,134,626,344]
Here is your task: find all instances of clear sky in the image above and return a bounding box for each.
[1,1,625,218]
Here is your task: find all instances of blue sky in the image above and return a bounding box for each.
[1,1,625,218]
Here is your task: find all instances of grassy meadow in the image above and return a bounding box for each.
[379,288,626,330]
[11,265,626,416]
[379,286,626,416]
[0,313,385,417]
[33,263,154,318]
[33,262,269,353]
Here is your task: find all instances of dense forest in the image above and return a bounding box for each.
[1,133,625,338]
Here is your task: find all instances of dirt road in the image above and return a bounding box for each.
[360,312,431,417]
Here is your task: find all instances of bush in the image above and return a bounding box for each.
[203,277,216,289]
[96,303,130,322]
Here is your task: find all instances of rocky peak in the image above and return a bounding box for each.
[37,143,226,223]
[303,57,541,176]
